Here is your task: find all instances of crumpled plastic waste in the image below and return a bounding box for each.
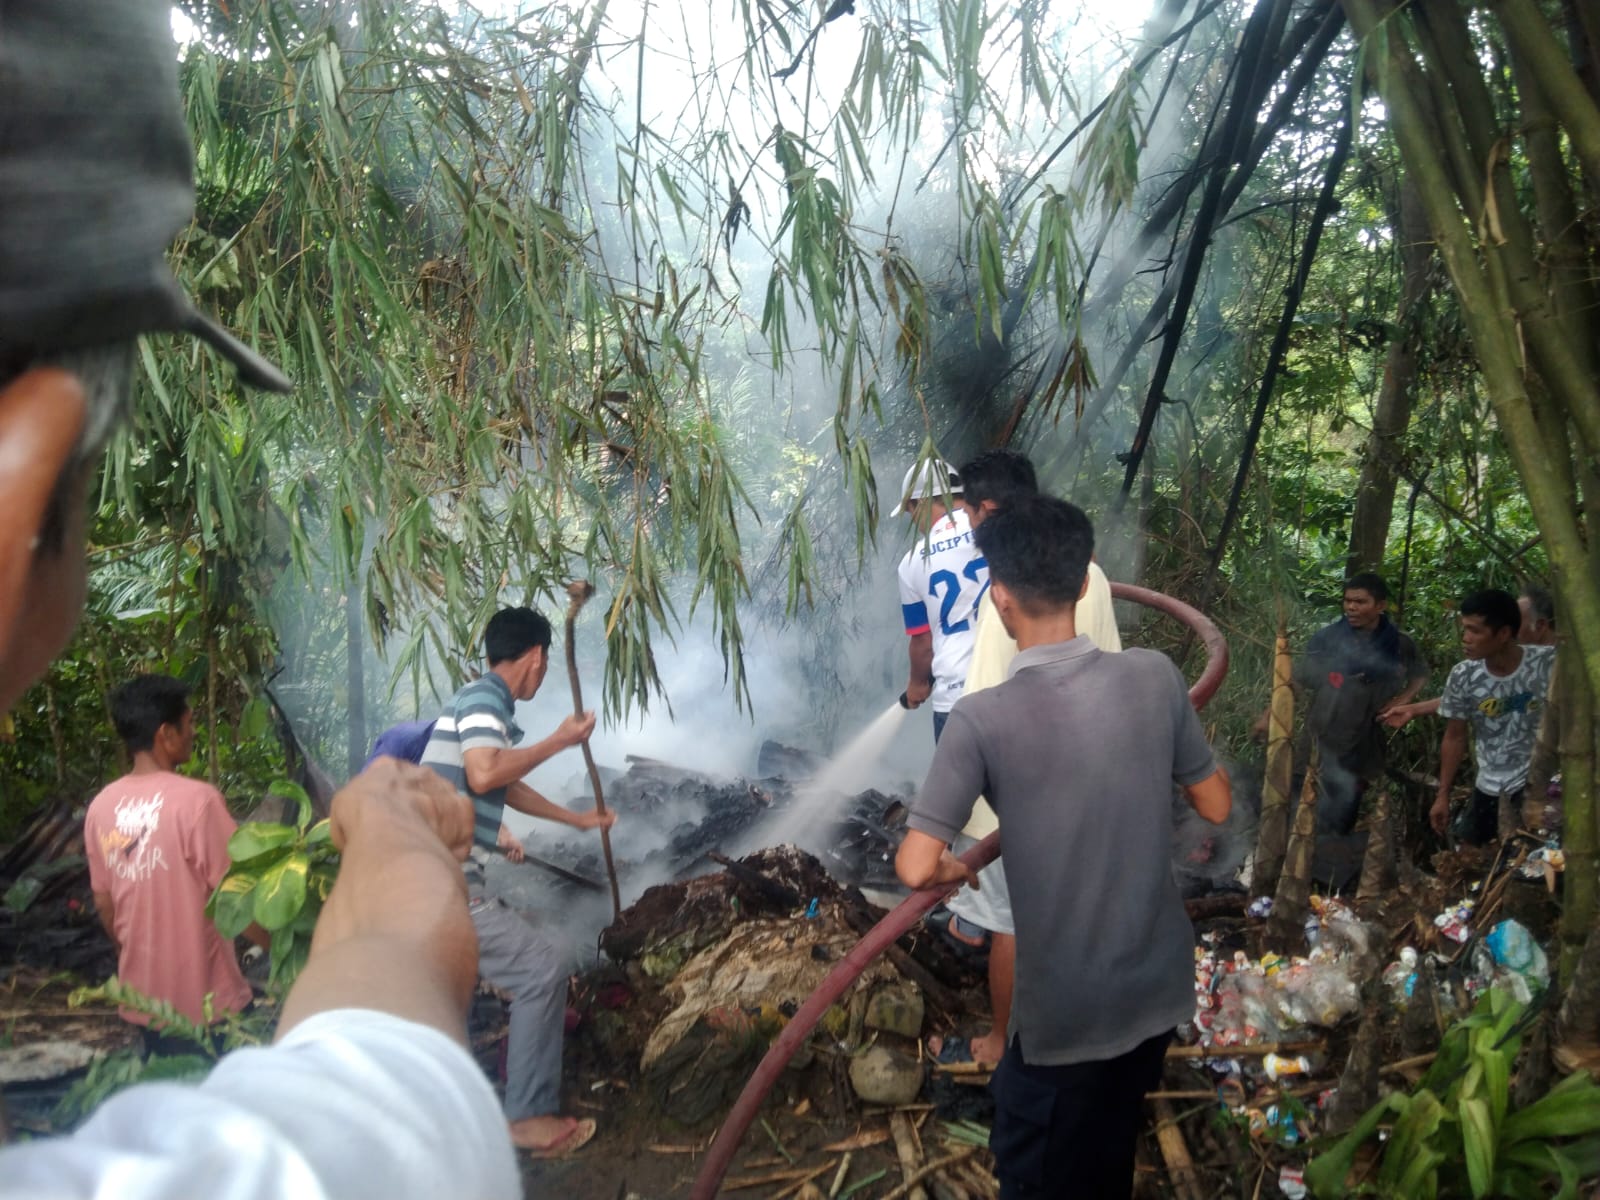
[1433,898,1474,944]
[1191,943,1361,1047]
[1472,918,1549,1003]
[1517,843,1565,885]
[1381,946,1419,1006]
[1247,896,1274,919]
[1279,1164,1308,1199]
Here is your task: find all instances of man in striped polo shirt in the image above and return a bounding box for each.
[420,606,614,1157]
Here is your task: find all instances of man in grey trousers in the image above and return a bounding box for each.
[419,607,614,1156]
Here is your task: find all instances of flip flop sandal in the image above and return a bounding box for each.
[526,1117,598,1160]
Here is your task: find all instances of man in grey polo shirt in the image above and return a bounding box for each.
[420,605,614,1156]
[896,495,1230,1199]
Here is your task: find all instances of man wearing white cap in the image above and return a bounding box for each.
[894,458,989,741]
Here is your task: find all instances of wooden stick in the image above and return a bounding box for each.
[725,1164,829,1192]
[770,1165,837,1200]
[563,579,620,920]
[1381,1051,1438,1075]
[889,1112,929,1200]
[1165,1039,1324,1060]
[880,1148,980,1200]
[828,1152,853,1199]
[1151,1098,1205,1200]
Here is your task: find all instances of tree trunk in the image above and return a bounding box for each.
[1346,180,1431,575]
[1558,656,1596,982]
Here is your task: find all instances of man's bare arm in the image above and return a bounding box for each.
[895,829,979,892]
[1184,765,1232,824]
[904,632,934,707]
[276,759,480,1044]
[504,780,615,832]
[461,711,595,795]
[1380,695,1439,728]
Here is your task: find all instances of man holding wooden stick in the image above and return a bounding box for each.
[897,496,1230,1199]
[419,605,615,1156]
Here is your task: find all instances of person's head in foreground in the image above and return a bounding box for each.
[110,674,198,767]
[485,606,554,700]
[0,0,289,719]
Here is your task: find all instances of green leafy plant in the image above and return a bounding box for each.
[206,780,338,990]
[51,1047,212,1129]
[1307,989,1600,1198]
[68,976,272,1058]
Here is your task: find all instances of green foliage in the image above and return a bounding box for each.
[1306,990,1600,1198]
[51,1048,212,1130]
[206,781,337,991]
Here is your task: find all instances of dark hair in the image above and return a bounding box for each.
[110,674,190,753]
[485,606,552,665]
[1343,572,1389,603]
[1460,588,1521,635]
[957,449,1037,512]
[1519,584,1555,628]
[974,494,1094,613]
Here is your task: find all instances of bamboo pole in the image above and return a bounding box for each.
[563,580,621,920]
[888,1113,929,1200]
[1255,626,1295,893]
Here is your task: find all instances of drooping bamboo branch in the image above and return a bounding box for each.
[1202,78,1353,594]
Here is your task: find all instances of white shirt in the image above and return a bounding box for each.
[897,509,990,713]
[0,1009,519,1200]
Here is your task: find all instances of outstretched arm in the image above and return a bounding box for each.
[504,780,616,832]
[276,759,480,1044]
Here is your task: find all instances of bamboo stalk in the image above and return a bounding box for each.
[563,579,621,920]
[1165,1039,1324,1060]
[889,1112,929,1200]
[880,1149,980,1200]
[1151,1099,1205,1200]
[827,1152,853,1199]
[769,1165,836,1200]
[725,1164,830,1192]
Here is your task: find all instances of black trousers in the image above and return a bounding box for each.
[988,1031,1170,1199]
[1458,787,1521,846]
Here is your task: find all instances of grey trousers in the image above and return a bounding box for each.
[471,897,570,1120]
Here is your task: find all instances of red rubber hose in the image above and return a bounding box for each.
[690,585,1229,1198]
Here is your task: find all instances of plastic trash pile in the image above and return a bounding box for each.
[1190,897,1369,1050]
[1380,917,1550,1015]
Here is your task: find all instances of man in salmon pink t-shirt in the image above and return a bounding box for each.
[84,675,253,1038]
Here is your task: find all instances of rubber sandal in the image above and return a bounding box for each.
[525,1117,597,1160]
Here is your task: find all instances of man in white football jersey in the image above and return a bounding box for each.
[894,459,989,741]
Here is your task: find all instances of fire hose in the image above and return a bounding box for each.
[689,582,1228,1198]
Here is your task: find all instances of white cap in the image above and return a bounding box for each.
[890,459,961,517]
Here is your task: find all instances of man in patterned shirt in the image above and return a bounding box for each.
[1429,589,1556,845]
[419,606,614,1156]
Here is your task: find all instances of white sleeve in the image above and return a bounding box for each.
[0,1010,518,1200]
